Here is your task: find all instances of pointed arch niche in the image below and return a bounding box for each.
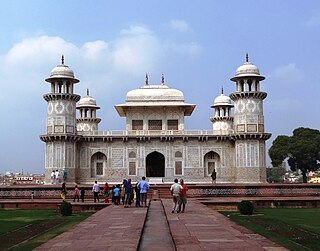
[91,152,107,177]
[204,151,220,177]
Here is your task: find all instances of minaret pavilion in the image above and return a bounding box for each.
[40,56,81,183]
[230,54,271,182]
[77,89,101,132]
[210,88,234,135]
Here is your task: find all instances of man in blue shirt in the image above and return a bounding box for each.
[123,178,132,207]
[137,176,150,207]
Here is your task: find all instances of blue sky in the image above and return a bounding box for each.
[0,1,320,174]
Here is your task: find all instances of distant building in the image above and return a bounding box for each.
[14,174,44,185]
[40,54,271,184]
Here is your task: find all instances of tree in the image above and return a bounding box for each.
[269,127,320,183]
[267,166,286,183]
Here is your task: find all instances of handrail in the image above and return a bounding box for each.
[78,129,234,136]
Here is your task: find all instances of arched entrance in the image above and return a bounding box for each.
[146,151,165,177]
[204,151,220,178]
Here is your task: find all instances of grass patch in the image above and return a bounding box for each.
[220,208,320,251]
[0,209,93,251]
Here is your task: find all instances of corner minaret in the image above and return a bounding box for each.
[77,89,101,131]
[210,88,234,135]
[40,56,81,184]
[230,54,271,182]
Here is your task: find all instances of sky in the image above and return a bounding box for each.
[0,1,320,174]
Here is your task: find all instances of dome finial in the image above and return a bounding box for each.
[87,88,89,96]
[145,73,149,86]
[61,54,64,65]
[161,73,165,85]
[246,52,249,63]
[221,86,224,94]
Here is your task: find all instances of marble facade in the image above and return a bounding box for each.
[40,55,271,184]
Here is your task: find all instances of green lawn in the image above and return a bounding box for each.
[0,209,93,251]
[220,208,320,251]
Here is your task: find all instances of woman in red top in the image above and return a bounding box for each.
[103,182,109,203]
[178,179,188,213]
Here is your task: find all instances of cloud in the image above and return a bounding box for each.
[169,19,192,32]
[306,13,320,27]
[0,24,203,123]
[113,26,162,75]
[82,40,109,61]
[3,36,77,67]
[269,63,303,83]
[165,41,202,56]
[121,25,153,35]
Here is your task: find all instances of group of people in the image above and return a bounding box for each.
[60,183,85,202]
[51,168,68,184]
[170,178,188,213]
[61,176,188,214]
[51,170,60,184]
[94,176,150,207]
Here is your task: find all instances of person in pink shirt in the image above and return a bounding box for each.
[73,185,80,202]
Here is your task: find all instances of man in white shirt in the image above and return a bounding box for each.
[92,181,100,202]
[51,170,55,184]
[55,170,60,184]
[170,178,182,213]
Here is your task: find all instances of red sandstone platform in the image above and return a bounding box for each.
[33,199,288,251]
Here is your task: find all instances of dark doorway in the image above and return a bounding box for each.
[146,151,165,177]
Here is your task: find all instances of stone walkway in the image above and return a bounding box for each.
[35,199,288,251]
[35,204,147,251]
[162,199,288,251]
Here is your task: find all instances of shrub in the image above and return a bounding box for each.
[238,200,254,215]
[60,201,72,216]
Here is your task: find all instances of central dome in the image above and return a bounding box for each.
[126,85,184,102]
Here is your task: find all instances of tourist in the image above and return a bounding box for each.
[178,179,188,213]
[51,170,55,184]
[137,176,150,207]
[113,184,121,205]
[123,178,132,208]
[211,169,217,184]
[92,181,100,202]
[73,185,80,202]
[80,187,85,202]
[121,179,126,205]
[63,168,68,183]
[103,182,109,203]
[55,170,60,184]
[61,182,67,202]
[135,182,140,207]
[111,185,116,205]
[170,178,182,213]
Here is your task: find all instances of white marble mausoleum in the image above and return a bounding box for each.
[40,55,271,184]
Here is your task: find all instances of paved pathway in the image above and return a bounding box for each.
[35,199,288,251]
[162,199,287,251]
[35,204,148,251]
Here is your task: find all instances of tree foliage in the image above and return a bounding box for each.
[267,166,286,183]
[268,127,320,183]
